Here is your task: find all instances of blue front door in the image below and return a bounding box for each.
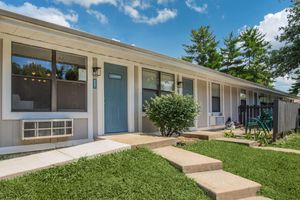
[104,63,128,133]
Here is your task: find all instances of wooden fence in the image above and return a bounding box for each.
[273,100,299,140]
[238,105,273,126]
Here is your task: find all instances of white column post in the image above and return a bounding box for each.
[98,60,105,135]
[127,64,135,132]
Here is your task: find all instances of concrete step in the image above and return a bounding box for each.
[187,170,261,200]
[239,197,272,200]
[98,133,178,149]
[215,138,259,147]
[183,131,224,140]
[152,146,222,173]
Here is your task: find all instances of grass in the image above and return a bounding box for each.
[269,133,300,150]
[181,140,300,200]
[0,148,210,200]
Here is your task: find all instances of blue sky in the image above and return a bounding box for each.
[0,0,294,92]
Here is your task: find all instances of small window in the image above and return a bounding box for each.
[12,43,52,111]
[212,83,221,113]
[182,78,194,96]
[142,69,174,110]
[161,73,174,92]
[56,51,87,112]
[240,89,246,106]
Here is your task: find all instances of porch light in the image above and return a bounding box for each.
[93,67,102,77]
[177,81,183,89]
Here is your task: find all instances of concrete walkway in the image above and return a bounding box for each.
[0,140,130,180]
[252,146,300,154]
[153,146,271,200]
[98,133,177,149]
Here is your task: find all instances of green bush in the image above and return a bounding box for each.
[145,93,200,137]
[224,130,235,138]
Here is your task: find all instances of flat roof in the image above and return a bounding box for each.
[0,8,299,100]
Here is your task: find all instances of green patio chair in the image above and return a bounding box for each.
[245,117,270,139]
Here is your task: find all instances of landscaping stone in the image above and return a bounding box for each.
[183,131,224,140]
[187,170,261,200]
[215,138,259,147]
[98,133,177,149]
[153,146,222,173]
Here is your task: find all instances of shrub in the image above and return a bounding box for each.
[145,93,200,137]
[224,130,235,138]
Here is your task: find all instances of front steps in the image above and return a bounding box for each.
[215,138,259,147]
[153,146,270,200]
[187,170,261,200]
[98,133,177,149]
[183,131,224,140]
[152,146,222,173]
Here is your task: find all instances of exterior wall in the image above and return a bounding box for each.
[142,116,158,133]
[197,80,208,128]
[223,85,231,121]
[0,119,88,147]
[231,87,238,122]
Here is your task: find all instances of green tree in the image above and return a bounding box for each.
[182,26,223,70]
[271,0,300,76]
[220,32,243,75]
[289,71,300,95]
[238,27,273,87]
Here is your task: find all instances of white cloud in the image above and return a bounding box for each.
[255,9,289,49]
[123,6,177,25]
[55,0,177,25]
[157,0,175,4]
[131,0,151,10]
[0,1,78,27]
[55,0,117,8]
[87,9,108,24]
[185,0,208,13]
[275,75,295,92]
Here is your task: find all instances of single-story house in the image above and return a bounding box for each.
[0,9,299,154]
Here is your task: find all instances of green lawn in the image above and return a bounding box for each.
[181,141,300,200]
[269,133,300,150]
[0,148,210,200]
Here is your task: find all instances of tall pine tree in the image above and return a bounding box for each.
[289,71,300,95]
[220,32,243,75]
[182,26,223,70]
[238,27,273,87]
[271,0,300,77]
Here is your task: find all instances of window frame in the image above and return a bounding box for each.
[11,42,88,112]
[142,68,175,110]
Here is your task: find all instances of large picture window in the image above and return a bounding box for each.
[12,43,87,112]
[142,69,174,109]
[212,83,221,113]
